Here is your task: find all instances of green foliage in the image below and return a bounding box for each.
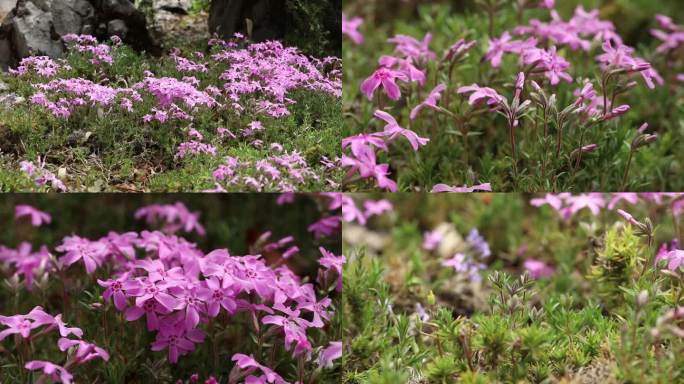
[284,0,341,57]
[0,38,342,192]
[588,225,645,311]
[342,194,684,383]
[343,0,684,191]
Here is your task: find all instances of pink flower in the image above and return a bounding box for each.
[539,0,554,9]
[318,341,342,368]
[360,67,408,101]
[524,259,554,279]
[341,151,397,192]
[363,199,393,217]
[15,205,52,226]
[57,338,109,364]
[430,183,492,193]
[566,193,606,216]
[374,110,429,151]
[25,361,73,384]
[231,354,288,384]
[342,14,364,45]
[607,193,639,209]
[262,304,312,355]
[342,134,388,159]
[56,236,109,274]
[422,229,443,251]
[388,33,436,62]
[308,216,341,239]
[457,84,505,107]
[98,274,130,311]
[410,83,447,120]
[378,55,426,86]
[0,313,40,340]
[128,278,180,312]
[197,277,237,317]
[151,323,204,364]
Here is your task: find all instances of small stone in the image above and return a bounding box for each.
[107,18,128,38]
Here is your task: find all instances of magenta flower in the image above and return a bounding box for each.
[56,236,109,274]
[308,216,342,239]
[57,338,110,364]
[388,33,436,62]
[318,248,345,293]
[170,285,206,330]
[607,193,639,209]
[363,199,393,217]
[197,277,237,317]
[318,341,342,368]
[566,193,606,216]
[263,304,312,355]
[0,313,40,340]
[125,298,172,331]
[524,259,554,279]
[342,134,388,159]
[540,0,554,8]
[378,55,426,86]
[98,273,131,311]
[457,84,505,107]
[25,361,73,384]
[530,193,568,211]
[374,110,429,151]
[410,83,447,120]
[341,150,398,192]
[151,323,204,364]
[15,204,52,226]
[422,229,443,251]
[342,14,364,45]
[128,278,180,312]
[360,67,408,101]
[616,209,641,226]
[231,354,288,384]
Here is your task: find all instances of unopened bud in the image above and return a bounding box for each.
[637,290,649,307]
[427,290,436,306]
[602,105,630,121]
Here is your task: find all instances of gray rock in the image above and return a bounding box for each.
[107,18,127,38]
[51,0,95,36]
[154,0,190,14]
[0,93,24,110]
[0,80,8,92]
[0,0,160,69]
[11,0,64,58]
[0,0,16,23]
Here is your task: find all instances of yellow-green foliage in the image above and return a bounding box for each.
[588,225,644,311]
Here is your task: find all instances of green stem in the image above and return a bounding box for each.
[621,150,634,190]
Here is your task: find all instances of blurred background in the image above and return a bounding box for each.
[0,193,340,276]
[345,0,684,47]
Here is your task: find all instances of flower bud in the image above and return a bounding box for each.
[637,290,649,307]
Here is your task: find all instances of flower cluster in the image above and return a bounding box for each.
[62,34,114,66]
[19,158,67,192]
[342,2,673,191]
[209,150,325,192]
[9,56,70,78]
[0,306,108,384]
[0,199,343,382]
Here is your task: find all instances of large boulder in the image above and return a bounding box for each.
[0,0,15,22]
[0,0,160,70]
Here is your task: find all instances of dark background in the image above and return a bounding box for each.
[1,193,341,275]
